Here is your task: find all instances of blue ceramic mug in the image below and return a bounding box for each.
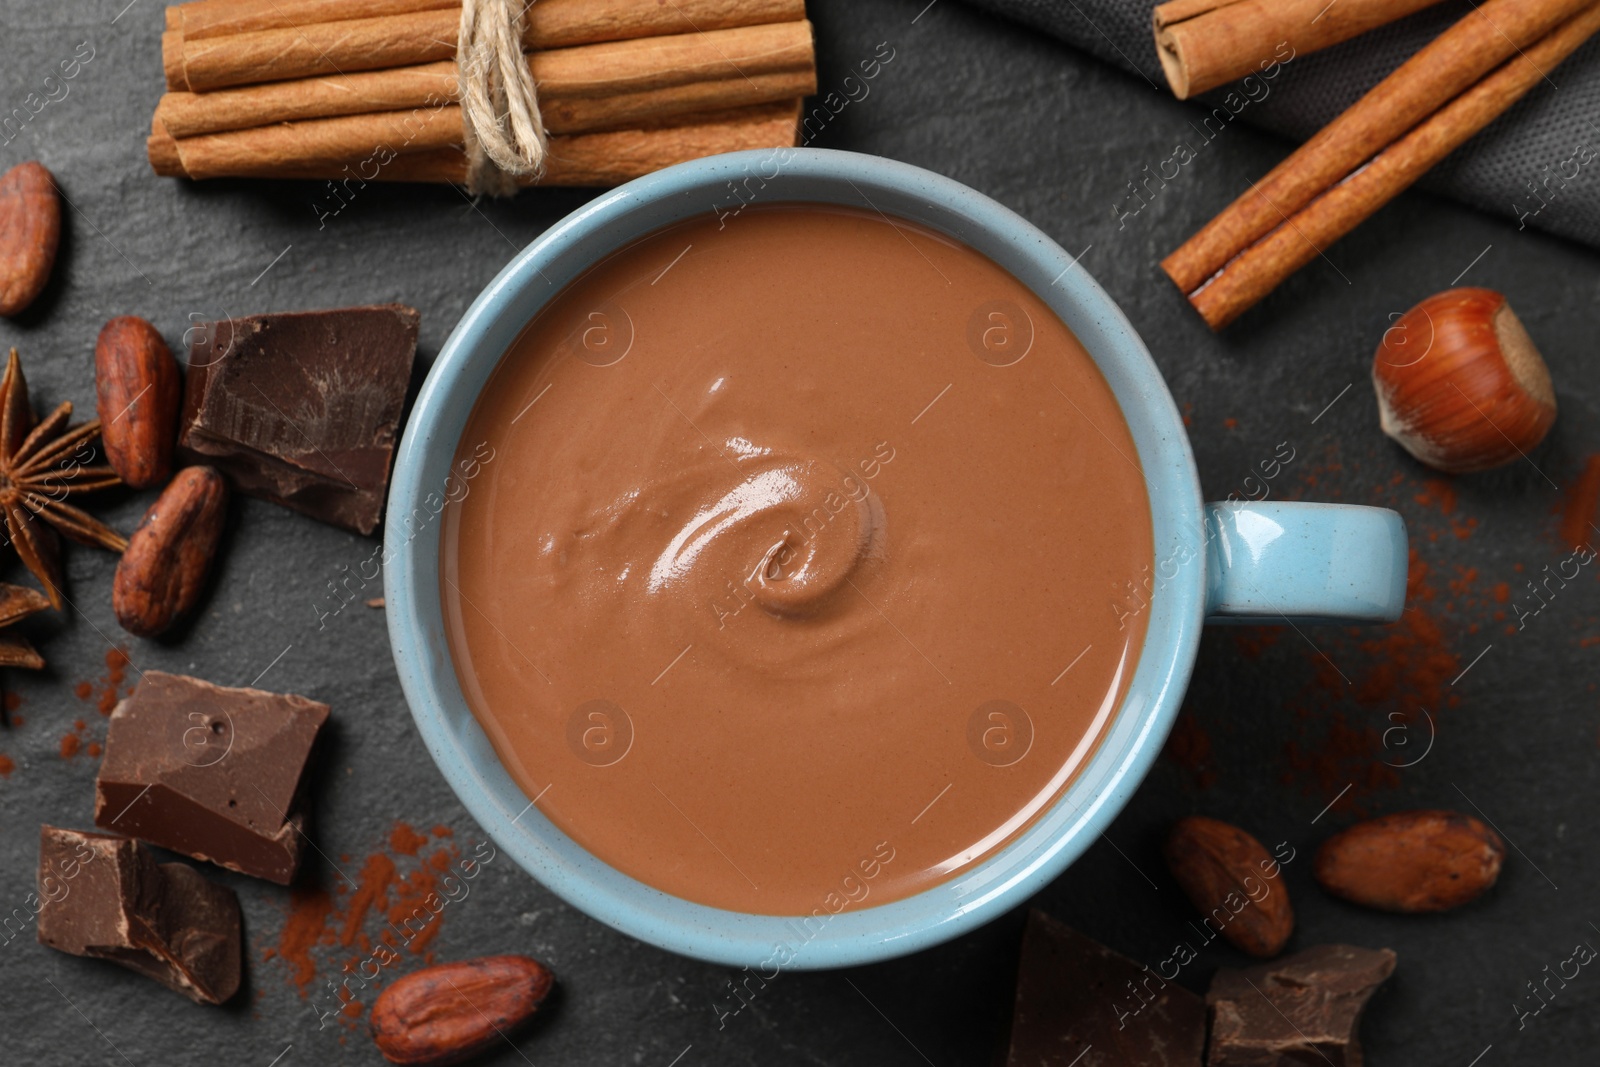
[384,148,1407,969]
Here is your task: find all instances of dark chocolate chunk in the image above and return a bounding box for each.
[1004,910,1205,1067]
[37,826,241,1004]
[1207,944,1397,1067]
[94,670,329,885]
[178,304,419,534]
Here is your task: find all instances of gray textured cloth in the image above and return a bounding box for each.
[957,0,1600,249]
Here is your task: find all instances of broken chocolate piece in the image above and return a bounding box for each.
[94,670,329,885]
[37,826,241,1004]
[1207,944,1397,1067]
[1005,910,1204,1067]
[177,304,419,534]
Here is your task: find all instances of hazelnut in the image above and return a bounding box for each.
[1372,288,1556,473]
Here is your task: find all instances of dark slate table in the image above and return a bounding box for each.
[3,1,1597,1064]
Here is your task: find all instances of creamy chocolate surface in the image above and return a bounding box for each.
[440,205,1153,914]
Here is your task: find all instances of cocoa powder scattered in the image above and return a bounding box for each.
[341,853,397,947]
[57,717,100,761]
[280,888,336,993]
[1163,710,1216,790]
[1561,455,1600,551]
[389,823,428,856]
[76,646,133,716]
[1266,457,1465,813]
[273,821,467,1023]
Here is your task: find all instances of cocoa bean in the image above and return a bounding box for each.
[0,161,59,317]
[96,316,180,489]
[1315,809,1504,913]
[1165,815,1294,958]
[112,467,228,637]
[370,955,555,1066]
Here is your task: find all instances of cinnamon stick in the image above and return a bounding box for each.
[156,109,468,181]
[166,0,789,48]
[149,101,802,188]
[146,121,182,177]
[1161,0,1593,296]
[166,0,454,39]
[1188,0,1600,329]
[156,21,815,138]
[541,70,814,137]
[158,66,458,140]
[158,63,814,141]
[163,0,806,91]
[374,102,801,187]
[1153,0,1444,100]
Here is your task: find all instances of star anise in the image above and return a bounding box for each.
[0,582,51,668]
[0,348,127,610]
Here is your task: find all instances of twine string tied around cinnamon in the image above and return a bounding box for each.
[457,0,548,196]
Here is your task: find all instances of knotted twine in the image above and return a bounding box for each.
[457,0,548,197]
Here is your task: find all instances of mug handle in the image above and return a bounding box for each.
[1203,502,1408,624]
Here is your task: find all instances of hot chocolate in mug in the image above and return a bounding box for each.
[385,149,1407,968]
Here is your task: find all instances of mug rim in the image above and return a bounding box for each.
[385,147,1206,969]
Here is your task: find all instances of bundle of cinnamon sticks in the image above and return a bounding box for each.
[1158,0,1600,329]
[148,0,815,187]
